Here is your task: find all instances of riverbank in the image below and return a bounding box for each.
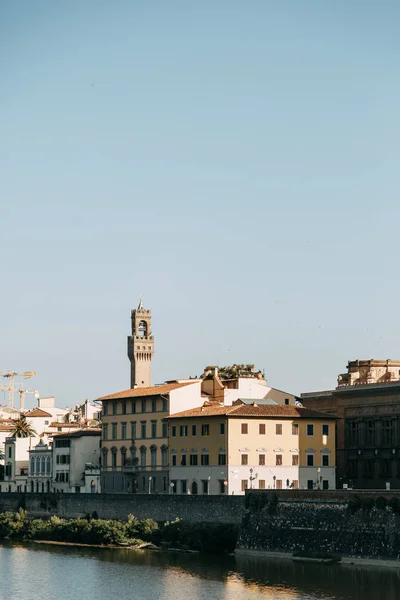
[235,548,400,569]
[0,509,238,554]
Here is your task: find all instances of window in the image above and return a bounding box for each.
[292,423,299,435]
[307,454,314,467]
[219,480,226,494]
[276,480,282,489]
[172,454,177,466]
[218,453,226,465]
[363,459,374,478]
[112,423,117,440]
[181,454,187,466]
[382,420,393,445]
[132,400,136,414]
[201,454,209,466]
[162,398,168,412]
[151,421,157,438]
[190,453,198,466]
[141,422,146,438]
[140,447,146,468]
[366,420,375,446]
[131,421,137,439]
[102,449,108,468]
[259,424,266,435]
[347,421,358,447]
[241,480,248,492]
[103,402,108,416]
[241,454,248,466]
[220,423,225,435]
[201,480,209,494]
[180,425,188,437]
[30,458,35,474]
[323,480,329,490]
[307,424,314,436]
[322,424,330,436]
[130,446,137,464]
[292,455,299,466]
[55,439,70,448]
[181,480,187,494]
[152,398,157,412]
[162,421,167,438]
[141,399,146,413]
[259,480,265,489]
[202,424,209,436]
[292,480,299,489]
[171,480,177,494]
[285,398,289,405]
[322,454,330,467]
[121,448,127,466]
[171,425,177,437]
[111,450,117,468]
[103,424,108,441]
[8,447,12,458]
[121,422,127,440]
[122,402,127,415]
[347,458,358,478]
[151,447,157,468]
[241,423,248,435]
[276,424,282,435]
[381,459,392,478]
[276,454,282,466]
[192,424,197,436]
[259,454,265,465]
[112,402,117,416]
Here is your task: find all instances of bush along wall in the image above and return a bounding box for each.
[238,492,400,560]
[0,510,238,555]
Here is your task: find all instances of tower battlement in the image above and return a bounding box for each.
[127,300,154,388]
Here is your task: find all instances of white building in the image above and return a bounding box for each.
[53,429,101,493]
[28,439,53,493]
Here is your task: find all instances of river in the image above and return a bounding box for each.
[0,543,399,600]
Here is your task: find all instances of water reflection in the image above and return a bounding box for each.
[0,542,399,600]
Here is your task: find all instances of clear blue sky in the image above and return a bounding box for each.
[1,1,400,408]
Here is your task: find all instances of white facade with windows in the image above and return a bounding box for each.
[28,440,53,493]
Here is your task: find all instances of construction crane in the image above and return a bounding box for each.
[17,388,40,411]
[0,371,36,409]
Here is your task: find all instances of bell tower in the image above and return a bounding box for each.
[127,299,154,388]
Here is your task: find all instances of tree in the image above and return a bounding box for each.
[10,415,37,438]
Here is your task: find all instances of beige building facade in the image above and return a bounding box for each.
[168,401,337,495]
[127,300,154,388]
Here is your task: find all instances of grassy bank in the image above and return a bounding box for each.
[0,509,238,554]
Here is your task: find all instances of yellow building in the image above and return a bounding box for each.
[98,381,204,493]
[167,400,337,494]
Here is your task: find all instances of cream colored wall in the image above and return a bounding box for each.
[224,379,270,405]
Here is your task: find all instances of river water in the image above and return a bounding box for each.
[0,543,399,600]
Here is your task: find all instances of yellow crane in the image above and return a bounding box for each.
[0,371,36,409]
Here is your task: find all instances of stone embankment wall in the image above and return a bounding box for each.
[0,492,244,524]
[238,491,400,560]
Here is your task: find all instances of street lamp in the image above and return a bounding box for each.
[169,482,175,495]
[148,476,152,494]
[249,468,258,489]
[316,468,321,490]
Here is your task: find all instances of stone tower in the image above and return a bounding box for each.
[127,299,154,388]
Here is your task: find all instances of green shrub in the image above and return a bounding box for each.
[347,495,362,514]
[389,497,400,515]
[375,496,387,511]
[361,497,374,512]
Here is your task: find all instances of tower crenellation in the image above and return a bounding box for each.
[127,299,154,388]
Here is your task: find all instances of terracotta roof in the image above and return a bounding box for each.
[23,408,53,418]
[52,429,101,438]
[0,424,12,432]
[168,403,338,420]
[49,422,81,428]
[96,382,197,402]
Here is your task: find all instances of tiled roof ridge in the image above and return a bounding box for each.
[96,381,197,402]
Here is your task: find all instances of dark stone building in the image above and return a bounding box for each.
[301,360,400,490]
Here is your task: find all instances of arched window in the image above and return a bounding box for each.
[46,456,51,474]
[191,481,198,495]
[36,481,39,493]
[150,445,157,468]
[41,457,46,473]
[111,447,117,468]
[102,448,108,468]
[30,457,35,475]
[121,446,127,467]
[130,446,137,465]
[140,446,146,468]
[161,445,168,468]
[41,482,45,493]
[138,320,148,338]
[36,457,40,474]
[30,481,34,493]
